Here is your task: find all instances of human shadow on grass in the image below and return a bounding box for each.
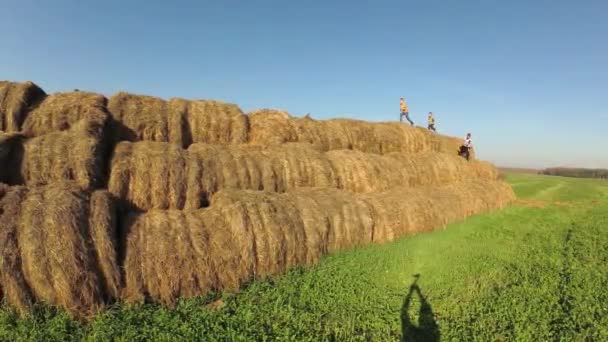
[401,274,440,342]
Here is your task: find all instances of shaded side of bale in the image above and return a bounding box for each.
[21,91,109,137]
[0,184,33,314]
[19,120,106,189]
[0,81,46,132]
[89,191,121,300]
[0,133,26,184]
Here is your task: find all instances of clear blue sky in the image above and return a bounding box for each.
[1,0,607,168]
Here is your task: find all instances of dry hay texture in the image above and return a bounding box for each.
[0,182,119,318]
[0,119,107,190]
[122,180,515,305]
[248,109,467,156]
[109,141,497,211]
[0,81,46,133]
[0,79,513,318]
[21,91,109,137]
[108,92,248,147]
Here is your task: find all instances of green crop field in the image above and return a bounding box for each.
[2,173,608,341]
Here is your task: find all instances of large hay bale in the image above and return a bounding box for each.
[21,91,109,137]
[108,141,190,211]
[108,93,248,147]
[0,184,32,315]
[0,81,46,133]
[248,109,467,156]
[0,183,119,318]
[122,180,515,305]
[109,141,500,211]
[15,119,106,189]
[169,98,249,147]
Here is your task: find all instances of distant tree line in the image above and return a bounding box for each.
[539,167,608,179]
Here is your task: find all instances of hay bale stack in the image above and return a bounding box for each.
[248,109,467,156]
[0,183,119,317]
[15,119,107,189]
[108,93,248,147]
[122,188,374,305]
[21,91,109,137]
[362,180,515,243]
[122,180,514,305]
[108,142,338,210]
[0,81,47,132]
[109,141,500,210]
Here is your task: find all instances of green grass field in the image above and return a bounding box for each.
[2,173,608,341]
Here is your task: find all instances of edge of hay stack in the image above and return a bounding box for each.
[0,81,47,133]
[0,183,120,318]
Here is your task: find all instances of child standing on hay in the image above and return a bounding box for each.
[427,112,436,132]
[400,98,414,126]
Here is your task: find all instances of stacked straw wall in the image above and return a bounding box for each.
[122,180,515,305]
[109,141,497,211]
[0,79,514,319]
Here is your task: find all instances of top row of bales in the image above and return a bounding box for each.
[1,81,464,156]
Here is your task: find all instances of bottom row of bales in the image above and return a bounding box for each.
[0,180,514,318]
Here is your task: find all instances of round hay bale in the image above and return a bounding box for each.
[0,81,46,133]
[21,91,109,137]
[108,92,171,143]
[19,119,107,189]
[0,183,120,318]
[170,98,249,147]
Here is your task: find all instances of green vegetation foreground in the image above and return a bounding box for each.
[2,173,608,341]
